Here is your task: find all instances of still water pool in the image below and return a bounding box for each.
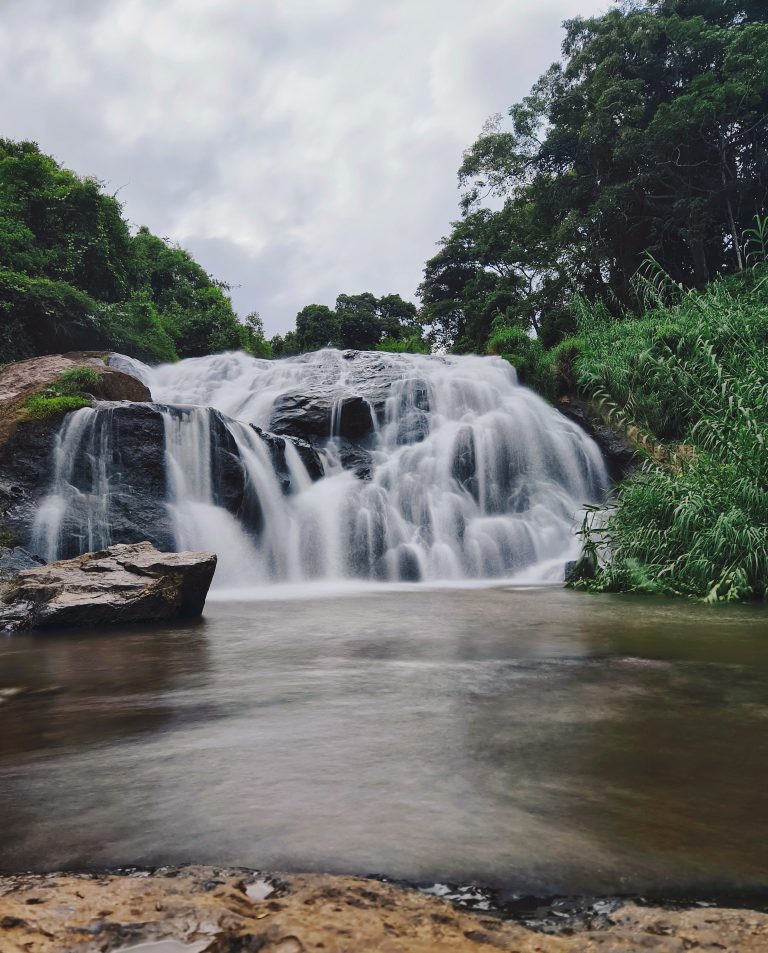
[0,586,766,896]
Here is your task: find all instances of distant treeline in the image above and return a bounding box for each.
[0,138,426,366]
[3,0,767,368]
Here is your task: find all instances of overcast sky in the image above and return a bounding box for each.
[1,0,607,335]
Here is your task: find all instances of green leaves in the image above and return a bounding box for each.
[571,271,768,601]
[0,140,248,366]
[743,214,768,266]
[425,1,768,353]
[287,294,424,354]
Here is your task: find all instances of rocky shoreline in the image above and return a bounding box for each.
[1,866,767,952]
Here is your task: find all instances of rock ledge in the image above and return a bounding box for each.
[0,866,766,953]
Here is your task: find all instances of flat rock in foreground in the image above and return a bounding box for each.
[0,542,217,632]
[0,866,766,953]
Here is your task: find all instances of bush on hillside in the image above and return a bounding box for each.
[571,271,768,601]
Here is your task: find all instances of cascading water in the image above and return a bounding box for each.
[34,349,609,590]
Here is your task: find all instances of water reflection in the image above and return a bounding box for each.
[0,588,766,895]
[0,622,211,758]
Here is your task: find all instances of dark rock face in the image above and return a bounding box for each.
[270,393,331,440]
[558,397,638,481]
[0,542,217,632]
[0,416,62,553]
[0,546,45,582]
[252,426,324,487]
[0,392,326,560]
[270,393,376,442]
[336,440,374,480]
[57,403,174,556]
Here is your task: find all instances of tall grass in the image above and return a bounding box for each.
[569,268,768,601]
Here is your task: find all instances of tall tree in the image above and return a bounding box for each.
[421,0,768,351]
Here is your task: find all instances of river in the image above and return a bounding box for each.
[1,585,766,898]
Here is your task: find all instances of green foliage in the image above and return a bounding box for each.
[571,273,768,601]
[23,394,91,419]
[486,320,556,398]
[95,294,178,364]
[743,214,768,267]
[0,140,252,366]
[0,269,107,365]
[240,312,273,359]
[56,367,101,394]
[376,333,430,354]
[283,293,423,355]
[22,366,102,420]
[421,1,768,352]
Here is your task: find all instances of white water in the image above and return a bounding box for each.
[34,349,608,590]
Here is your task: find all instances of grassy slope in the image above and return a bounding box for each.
[561,268,768,601]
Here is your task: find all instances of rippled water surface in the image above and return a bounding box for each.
[1,586,767,895]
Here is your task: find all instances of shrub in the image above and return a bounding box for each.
[376,334,430,354]
[22,366,102,420]
[23,394,91,419]
[56,367,102,395]
[487,320,555,399]
[572,272,768,601]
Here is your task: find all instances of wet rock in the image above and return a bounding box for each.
[0,542,217,632]
[336,440,374,480]
[0,546,45,579]
[558,396,637,481]
[0,415,68,552]
[452,426,479,502]
[252,427,324,485]
[270,392,376,442]
[0,353,154,553]
[58,403,174,556]
[270,393,332,440]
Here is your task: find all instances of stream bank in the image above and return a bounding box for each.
[2,865,767,953]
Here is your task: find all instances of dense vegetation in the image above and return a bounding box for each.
[0,140,271,365]
[565,265,768,601]
[420,0,768,352]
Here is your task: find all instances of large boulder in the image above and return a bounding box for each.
[0,542,217,632]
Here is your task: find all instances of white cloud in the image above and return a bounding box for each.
[0,0,607,334]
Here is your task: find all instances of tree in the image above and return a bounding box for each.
[295,304,339,352]
[0,140,252,365]
[287,294,424,354]
[336,293,380,349]
[421,0,768,351]
[241,311,273,358]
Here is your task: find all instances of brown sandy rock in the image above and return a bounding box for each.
[0,866,766,953]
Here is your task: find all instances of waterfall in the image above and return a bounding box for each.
[33,349,609,590]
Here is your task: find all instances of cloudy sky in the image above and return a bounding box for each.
[1,0,607,335]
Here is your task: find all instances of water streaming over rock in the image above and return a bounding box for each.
[33,349,608,589]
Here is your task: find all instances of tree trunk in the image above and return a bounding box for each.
[720,133,744,271]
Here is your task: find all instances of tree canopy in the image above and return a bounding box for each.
[0,139,261,365]
[274,292,424,356]
[420,0,768,351]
